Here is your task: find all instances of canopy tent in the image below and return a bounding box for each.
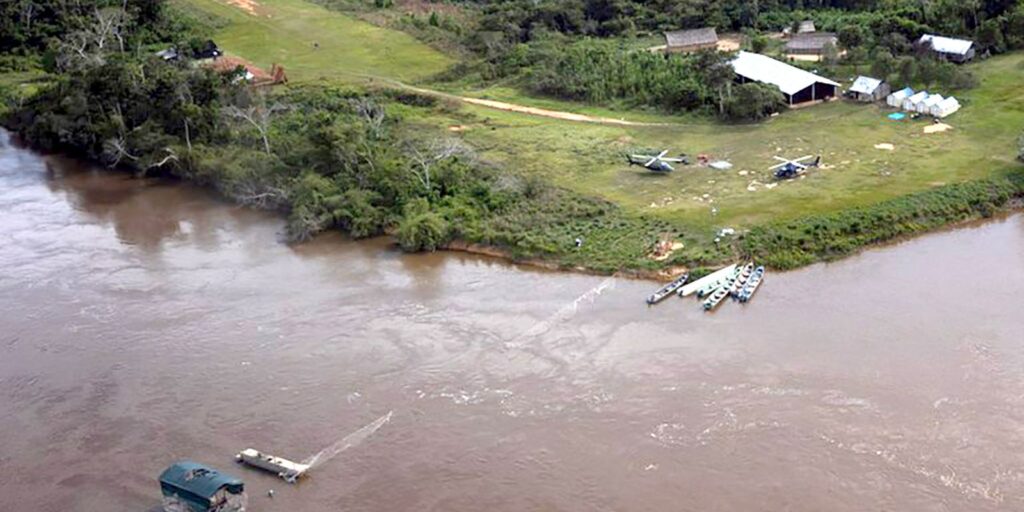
[887,87,914,108]
[919,94,944,114]
[902,91,929,111]
[931,96,961,118]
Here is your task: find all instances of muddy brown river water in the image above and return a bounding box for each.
[2,128,1024,512]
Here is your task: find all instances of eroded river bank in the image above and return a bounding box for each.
[2,130,1024,511]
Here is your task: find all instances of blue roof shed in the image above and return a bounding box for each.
[159,461,245,512]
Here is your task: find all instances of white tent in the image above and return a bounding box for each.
[919,94,944,114]
[931,96,961,118]
[887,87,913,108]
[903,91,929,111]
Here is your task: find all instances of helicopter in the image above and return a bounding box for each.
[768,155,821,179]
[626,150,689,173]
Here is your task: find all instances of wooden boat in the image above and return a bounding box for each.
[738,266,765,303]
[646,273,689,305]
[702,285,730,311]
[728,262,755,297]
[678,264,736,297]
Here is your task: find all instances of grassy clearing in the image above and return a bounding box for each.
[172,0,453,83]
[165,0,1024,269]
[444,53,1024,236]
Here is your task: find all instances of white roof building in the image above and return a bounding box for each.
[731,51,840,104]
[849,76,883,95]
[918,34,974,56]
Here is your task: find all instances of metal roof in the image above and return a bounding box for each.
[849,76,883,94]
[798,20,816,33]
[731,51,840,96]
[160,461,244,499]
[918,34,974,55]
[664,28,718,48]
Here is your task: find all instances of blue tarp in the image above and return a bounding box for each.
[888,112,906,120]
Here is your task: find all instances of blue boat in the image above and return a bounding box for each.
[738,266,766,303]
[159,461,247,512]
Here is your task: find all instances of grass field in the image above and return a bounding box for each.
[442,53,1024,235]
[171,0,1024,264]
[174,0,453,83]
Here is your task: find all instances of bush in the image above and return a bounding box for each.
[396,198,451,251]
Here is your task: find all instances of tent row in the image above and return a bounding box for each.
[886,87,960,118]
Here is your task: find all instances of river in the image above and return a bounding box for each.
[2,129,1023,511]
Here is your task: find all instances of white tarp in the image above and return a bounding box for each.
[887,87,913,107]
[731,51,840,96]
[931,96,961,118]
[903,91,929,111]
[919,34,974,56]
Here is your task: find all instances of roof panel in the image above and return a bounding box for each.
[160,461,244,499]
[849,76,883,94]
[665,28,718,48]
[730,51,840,96]
[919,34,974,55]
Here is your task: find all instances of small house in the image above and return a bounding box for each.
[931,96,961,118]
[731,51,840,106]
[848,76,890,102]
[917,34,975,63]
[887,87,914,108]
[919,93,944,114]
[902,90,929,111]
[159,461,245,512]
[798,20,816,34]
[785,33,840,61]
[664,28,718,53]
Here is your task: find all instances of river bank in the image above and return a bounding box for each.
[4,131,1024,511]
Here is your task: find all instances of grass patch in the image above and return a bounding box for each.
[173,0,453,83]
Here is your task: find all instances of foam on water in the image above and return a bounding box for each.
[509,276,617,345]
[301,411,393,469]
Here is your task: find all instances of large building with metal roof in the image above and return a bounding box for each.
[730,51,839,106]
[917,34,975,63]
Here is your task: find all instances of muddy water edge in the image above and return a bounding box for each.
[2,129,1024,511]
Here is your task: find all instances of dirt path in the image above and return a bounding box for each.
[392,83,667,126]
[458,97,662,126]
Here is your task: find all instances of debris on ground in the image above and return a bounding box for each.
[649,237,685,261]
[738,170,749,176]
[764,183,778,189]
[718,227,735,237]
[709,160,733,170]
[923,123,953,134]
[447,125,468,132]
[874,143,895,151]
